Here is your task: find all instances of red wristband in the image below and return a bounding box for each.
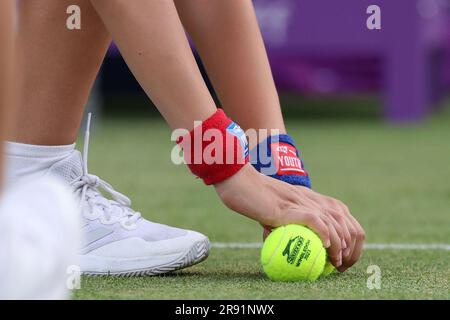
[176,109,249,185]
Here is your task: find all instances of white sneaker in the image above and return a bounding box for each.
[44,115,210,276]
[0,177,80,299]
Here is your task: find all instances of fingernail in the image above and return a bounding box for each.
[325,239,331,248]
[343,247,351,257]
[337,252,343,267]
[342,239,347,249]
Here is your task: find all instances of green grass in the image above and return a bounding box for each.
[74,101,450,300]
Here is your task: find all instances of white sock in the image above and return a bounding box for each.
[5,142,76,185]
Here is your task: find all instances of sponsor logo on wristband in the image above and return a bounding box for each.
[271,142,306,176]
[172,122,250,165]
[227,122,249,159]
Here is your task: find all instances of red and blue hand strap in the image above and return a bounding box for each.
[251,134,311,188]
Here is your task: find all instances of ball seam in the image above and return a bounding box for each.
[306,246,325,280]
[261,226,287,268]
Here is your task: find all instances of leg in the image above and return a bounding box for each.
[175,0,286,141]
[0,2,80,300]
[6,0,211,276]
[0,0,15,186]
[10,0,111,145]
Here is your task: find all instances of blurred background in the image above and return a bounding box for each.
[83,0,449,245]
[89,0,450,122]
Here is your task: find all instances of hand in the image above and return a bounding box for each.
[214,164,365,270]
[293,187,365,272]
[262,188,365,272]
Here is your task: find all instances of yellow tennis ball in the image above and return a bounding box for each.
[261,224,326,281]
[321,261,335,277]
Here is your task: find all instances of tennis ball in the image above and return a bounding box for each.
[321,261,335,277]
[261,224,326,281]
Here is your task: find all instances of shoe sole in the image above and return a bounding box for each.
[81,238,210,277]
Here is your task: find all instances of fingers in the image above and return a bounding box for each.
[338,231,364,272]
[333,201,365,271]
[326,209,352,258]
[275,207,346,269]
[339,222,365,271]
[322,212,348,249]
[282,191,346,264]
[301,190,366,272]
[323,218,343,268]
[351,232,365,265]
[282,209,331,248]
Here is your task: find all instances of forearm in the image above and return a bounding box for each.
[175,0,286,142]
[91,0,217,130]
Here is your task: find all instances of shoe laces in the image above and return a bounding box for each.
[70,113,141,230]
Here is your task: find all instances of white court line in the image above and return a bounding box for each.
[211,242,450,251]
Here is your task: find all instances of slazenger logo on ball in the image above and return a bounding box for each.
[271,142,306,176]
[283,236,304,265]
[282,236,312,267]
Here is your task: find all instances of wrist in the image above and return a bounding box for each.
[176,109,249,185]
[250,133,311,188]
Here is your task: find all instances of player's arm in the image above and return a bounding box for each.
[174,0,365,271]
[90,0,346,266]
